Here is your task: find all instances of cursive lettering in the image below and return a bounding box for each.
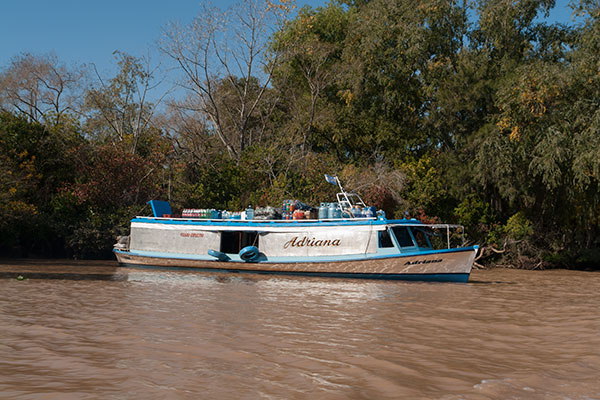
[283,236,341,249]
[404,259,442,265]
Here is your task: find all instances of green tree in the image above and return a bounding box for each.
[0,112,84,256]
[272,3,350,155]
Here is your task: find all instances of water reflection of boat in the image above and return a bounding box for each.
[114,177,478,282]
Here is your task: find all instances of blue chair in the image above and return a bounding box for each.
[147,200,172,217]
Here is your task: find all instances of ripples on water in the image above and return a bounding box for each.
[0,265,599,399]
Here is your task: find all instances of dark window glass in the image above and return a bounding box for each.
[220,231,259,253]
[392,226,415,247]
[413,228,431,249]
[378,229,394,248]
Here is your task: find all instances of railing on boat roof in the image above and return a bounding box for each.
[332,176,367,211]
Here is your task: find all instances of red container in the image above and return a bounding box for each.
[293,210,304,220]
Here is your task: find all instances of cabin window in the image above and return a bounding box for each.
[220,231,259,254]
[413,228,431,249]
[391,226,415,247]
[378,229,394,248]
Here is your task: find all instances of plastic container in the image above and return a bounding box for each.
[246,205,254,220]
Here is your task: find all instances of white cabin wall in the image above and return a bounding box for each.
[130,225,220,255]
[259,230,378,257]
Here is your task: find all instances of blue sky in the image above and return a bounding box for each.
[0,0,579,75]
[0,0,322,74]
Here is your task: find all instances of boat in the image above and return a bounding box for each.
[113,176,478,282]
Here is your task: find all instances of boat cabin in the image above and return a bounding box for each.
[127,215,463,262]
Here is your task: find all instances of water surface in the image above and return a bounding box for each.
[0,262,598,399]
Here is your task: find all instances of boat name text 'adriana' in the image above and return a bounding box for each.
[404,259,443,265]
[284,236,341,249]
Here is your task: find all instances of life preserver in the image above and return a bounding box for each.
[208,249,230,261]
[239,246,260,262]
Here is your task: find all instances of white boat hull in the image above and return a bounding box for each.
[114,247,476,282]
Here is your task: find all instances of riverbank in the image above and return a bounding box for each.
[0,259,125,281]
[473,242,600,271]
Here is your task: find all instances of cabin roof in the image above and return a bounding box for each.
[131,216,432,228]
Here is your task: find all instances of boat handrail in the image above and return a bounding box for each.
[329,176,367,211]
[389,223,465,248]
[387,223,464,229]
[336,192,367,210]
[387,223,465,248]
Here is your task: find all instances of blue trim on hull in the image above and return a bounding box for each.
[118,262,470,283]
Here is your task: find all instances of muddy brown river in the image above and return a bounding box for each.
[0,260,598,399]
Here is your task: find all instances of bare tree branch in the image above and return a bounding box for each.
[160,0,292,162]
